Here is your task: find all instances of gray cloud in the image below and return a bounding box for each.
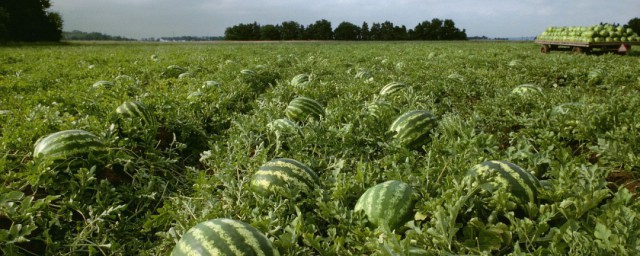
[52,0,640,38]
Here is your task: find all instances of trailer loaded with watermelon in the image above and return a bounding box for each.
[535,24,640,54]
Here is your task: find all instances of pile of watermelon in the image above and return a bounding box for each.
[537,24,639,43]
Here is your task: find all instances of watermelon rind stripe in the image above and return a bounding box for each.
[496,160,538,203]
[286,97,324,120]
[480,161,529,201]
[182,222,226,255]
[355,180,414,229]
[390,110,436,148]
[209,220,249,255]
[472,160,540,203]
[380,82,406,95]
[221,219,276,256]
[34,130,104,161]
[116,101,155,125]
[289,99,323,116]
[252,167,313,193]
[260,164,317,185]
[251,158,318,196]
[269,158,318,181]
[172,219,278,256]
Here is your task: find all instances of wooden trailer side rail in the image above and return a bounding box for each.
[535,40,639,55]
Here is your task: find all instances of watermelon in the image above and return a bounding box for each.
[171,218,279,256]
[285,97,324,122]
[250,158,319,197]
[187,91,205,101]
[162,65,187,78]
[354,180,415,230]
[389,110,437,149]
[240,69,256,76]
[511,84,542,96]
[92,80,114,89]
[33,130,106,164]
[116,101,156,126]
[115,75,133,82]
[448,73,465,82]
[366,100,397,119]
[465,160,541,204]
[267,118,300,135]
[587,69,605,85]
[355,69,372,80]
[379,82,407,96]
[203,80,220,89]
[290,73,311,87]
[178,72,192,79]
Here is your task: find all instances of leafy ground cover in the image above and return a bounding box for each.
[1,41,640,255]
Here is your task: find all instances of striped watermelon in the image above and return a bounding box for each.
[187,91,205,101]
[448,73,465,82]
[240,69,256,76]
[267,118,300,135]
[285,97,324,122]
[92,80,114,89]
[389,110,438,149]
[171,218,279,256]
[587,68,605,85]
[290,73,310,87]
[178,72,192,79]
[355,69,372,80]
[162,65,187,78]
[379,82,407,96]
[511,84,542,96]
[366,100,397,119]
[354,180,415,230]
[115,75,133,82]
[202,80,220,89]
[465,160,541,204]
[250,158,319,197]
[33,130,106,164]
[116,101,156,126]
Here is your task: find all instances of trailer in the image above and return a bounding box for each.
[534,40,638,55]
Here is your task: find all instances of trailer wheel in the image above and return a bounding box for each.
[540,44,550,53]
[572,46,584,54]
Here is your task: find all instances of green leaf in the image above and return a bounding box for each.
[594,222,611,241]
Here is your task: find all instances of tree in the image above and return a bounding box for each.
[222,18,466,41]
[280,21,304,40]
[412,20,431,40]
[261,24,281,40]
[627,17,640,35]
[360,22,370,40]
[379,21,395,40]
[334,22,360,40]
[396,25,408,40]
[411,18,466,40]
[224,22,260,40]
[0,0,63,41]
[0,7,9,41]
[370,22,382,40]
[306,19,333,40]
[442,19,467,40]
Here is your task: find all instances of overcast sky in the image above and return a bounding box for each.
[52,0,639,39]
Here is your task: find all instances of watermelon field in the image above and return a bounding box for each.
[1,41,640,255]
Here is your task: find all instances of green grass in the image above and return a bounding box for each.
[1,41,640,255]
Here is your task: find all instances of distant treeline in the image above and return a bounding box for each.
[141,36,224,42]
[225,18,467,41]
[63,30,135,41]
